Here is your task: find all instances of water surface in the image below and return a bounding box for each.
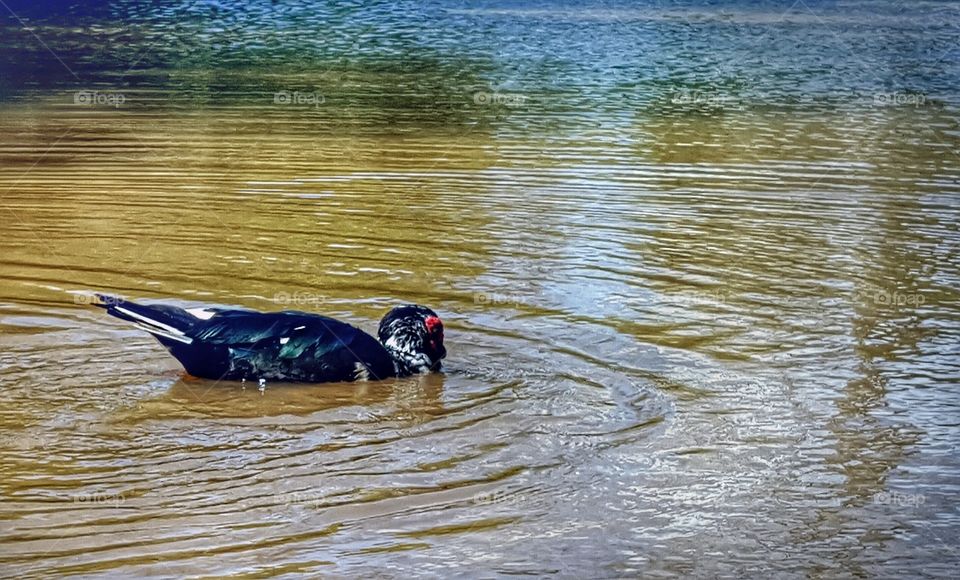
[1,1,959,577]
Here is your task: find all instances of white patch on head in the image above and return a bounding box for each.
[294,325,306,330]
[408,353,432,372]
[185,307,217,320]
[353,362,371,381]
[279,337,290,345]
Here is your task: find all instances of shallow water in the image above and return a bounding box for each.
[1,0,959,577]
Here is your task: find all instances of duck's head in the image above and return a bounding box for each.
[378,304,446,376]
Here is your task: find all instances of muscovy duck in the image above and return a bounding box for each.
[92,294,446,383]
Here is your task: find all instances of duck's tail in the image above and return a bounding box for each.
[93,294,196,344]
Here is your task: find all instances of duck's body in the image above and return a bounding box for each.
[93,294,445,383]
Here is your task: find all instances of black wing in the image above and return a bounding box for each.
[95,295,396,383]
[178,311,397,382]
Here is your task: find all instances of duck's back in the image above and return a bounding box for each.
[164,310,397,382]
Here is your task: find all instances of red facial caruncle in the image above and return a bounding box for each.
[424,315,443,349]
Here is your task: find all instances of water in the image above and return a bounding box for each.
[1,1,959,577]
